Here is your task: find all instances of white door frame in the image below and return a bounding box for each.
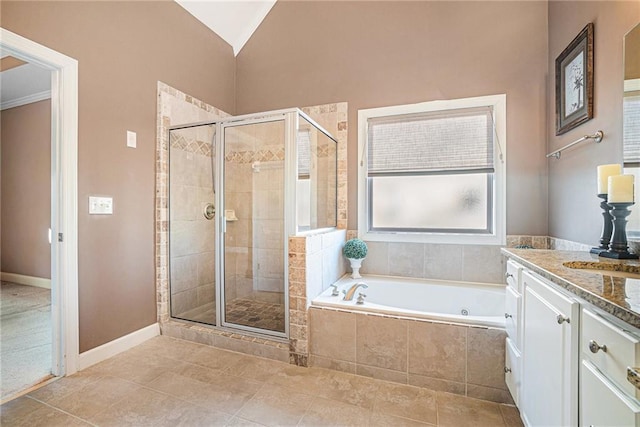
[0,28,79,376]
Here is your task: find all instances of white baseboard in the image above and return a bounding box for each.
[1,272,51,289]
[77,323,159,371]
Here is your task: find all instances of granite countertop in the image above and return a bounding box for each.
[501,248,640,329]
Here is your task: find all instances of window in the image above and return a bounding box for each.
[358,95,506,244]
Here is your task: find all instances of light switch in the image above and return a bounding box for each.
[89,196,113,215]
[127,130,136,148]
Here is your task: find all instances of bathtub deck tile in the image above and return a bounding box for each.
[467,328,508,390]
[309,307,356,362]
[356,314,408,371]
[408,321,467,383]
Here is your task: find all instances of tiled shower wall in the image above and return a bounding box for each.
[301,103,348,230]
[156,81,229,323]
[157,89,348,362]
[169,127,216,318]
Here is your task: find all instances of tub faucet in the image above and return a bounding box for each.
[343,282,368,301]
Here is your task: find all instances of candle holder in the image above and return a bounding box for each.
[600,202,639,259]
[591,193,613,254]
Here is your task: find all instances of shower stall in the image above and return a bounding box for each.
[168,109,337,339]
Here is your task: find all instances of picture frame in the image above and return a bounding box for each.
[555,23,594,135]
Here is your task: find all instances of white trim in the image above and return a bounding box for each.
[1,90,51,111]
[357,94,507,245]
[77,323,160,371]
[1,272,51,289]
[0,28,79,377]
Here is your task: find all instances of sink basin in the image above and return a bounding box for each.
[563,261,640,279]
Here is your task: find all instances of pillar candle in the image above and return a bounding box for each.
[597,164,622,194]
[608,174,635,203]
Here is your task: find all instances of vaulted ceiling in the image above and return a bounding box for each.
[0,1,275,109]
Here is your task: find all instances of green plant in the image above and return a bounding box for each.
[343,238,368,259]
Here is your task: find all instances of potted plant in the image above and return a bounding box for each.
[343,238,368,279]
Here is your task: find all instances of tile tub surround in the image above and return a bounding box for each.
[289,229,348,366]
[1,335,523,427]
[502,248,640,328]
[352,234,594,284]
[358,241,506,284]
[309,307,512,404]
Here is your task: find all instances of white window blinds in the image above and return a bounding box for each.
[367,106,494,175]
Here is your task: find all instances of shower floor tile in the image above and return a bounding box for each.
[225,298,285,332]
[1,336,524,426]
[173,298,285,333]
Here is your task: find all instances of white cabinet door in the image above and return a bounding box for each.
[581,360,640,427]
[506,336,522,407]
[505,285,521,348]
[521,271,579,427]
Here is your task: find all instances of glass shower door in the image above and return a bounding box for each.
[221,118,287,335]
[168,124,217,325]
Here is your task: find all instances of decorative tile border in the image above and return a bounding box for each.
[225,148,285,163]
[170,134,213,157]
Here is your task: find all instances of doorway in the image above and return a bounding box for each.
[0,82,53,399]
[0,28,78,402]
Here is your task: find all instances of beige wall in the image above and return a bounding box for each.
[236,1,550,235]
[547,1,640,245]
[1,100,51,279]
[2,1,236,352]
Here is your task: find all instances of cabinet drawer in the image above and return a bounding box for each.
[505,285,521,347]
[505,337,521,407]
[506,260,523,293]
[581,360,640,427]
[582,308,640,398]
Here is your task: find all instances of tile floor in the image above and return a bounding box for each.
[0,336,524,426]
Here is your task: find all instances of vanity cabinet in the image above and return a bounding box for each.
[504,260,524,406]
[520,270,579,427]
[503,252,640,427]
[581,308,640,426]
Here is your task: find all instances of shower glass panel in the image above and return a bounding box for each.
[168,124,217,325]
[297,116,338,232]
[222,119,286,334]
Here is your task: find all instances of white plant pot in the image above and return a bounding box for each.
[348,257,363,279]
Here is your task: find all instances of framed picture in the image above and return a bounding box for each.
[555,23,594,135]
